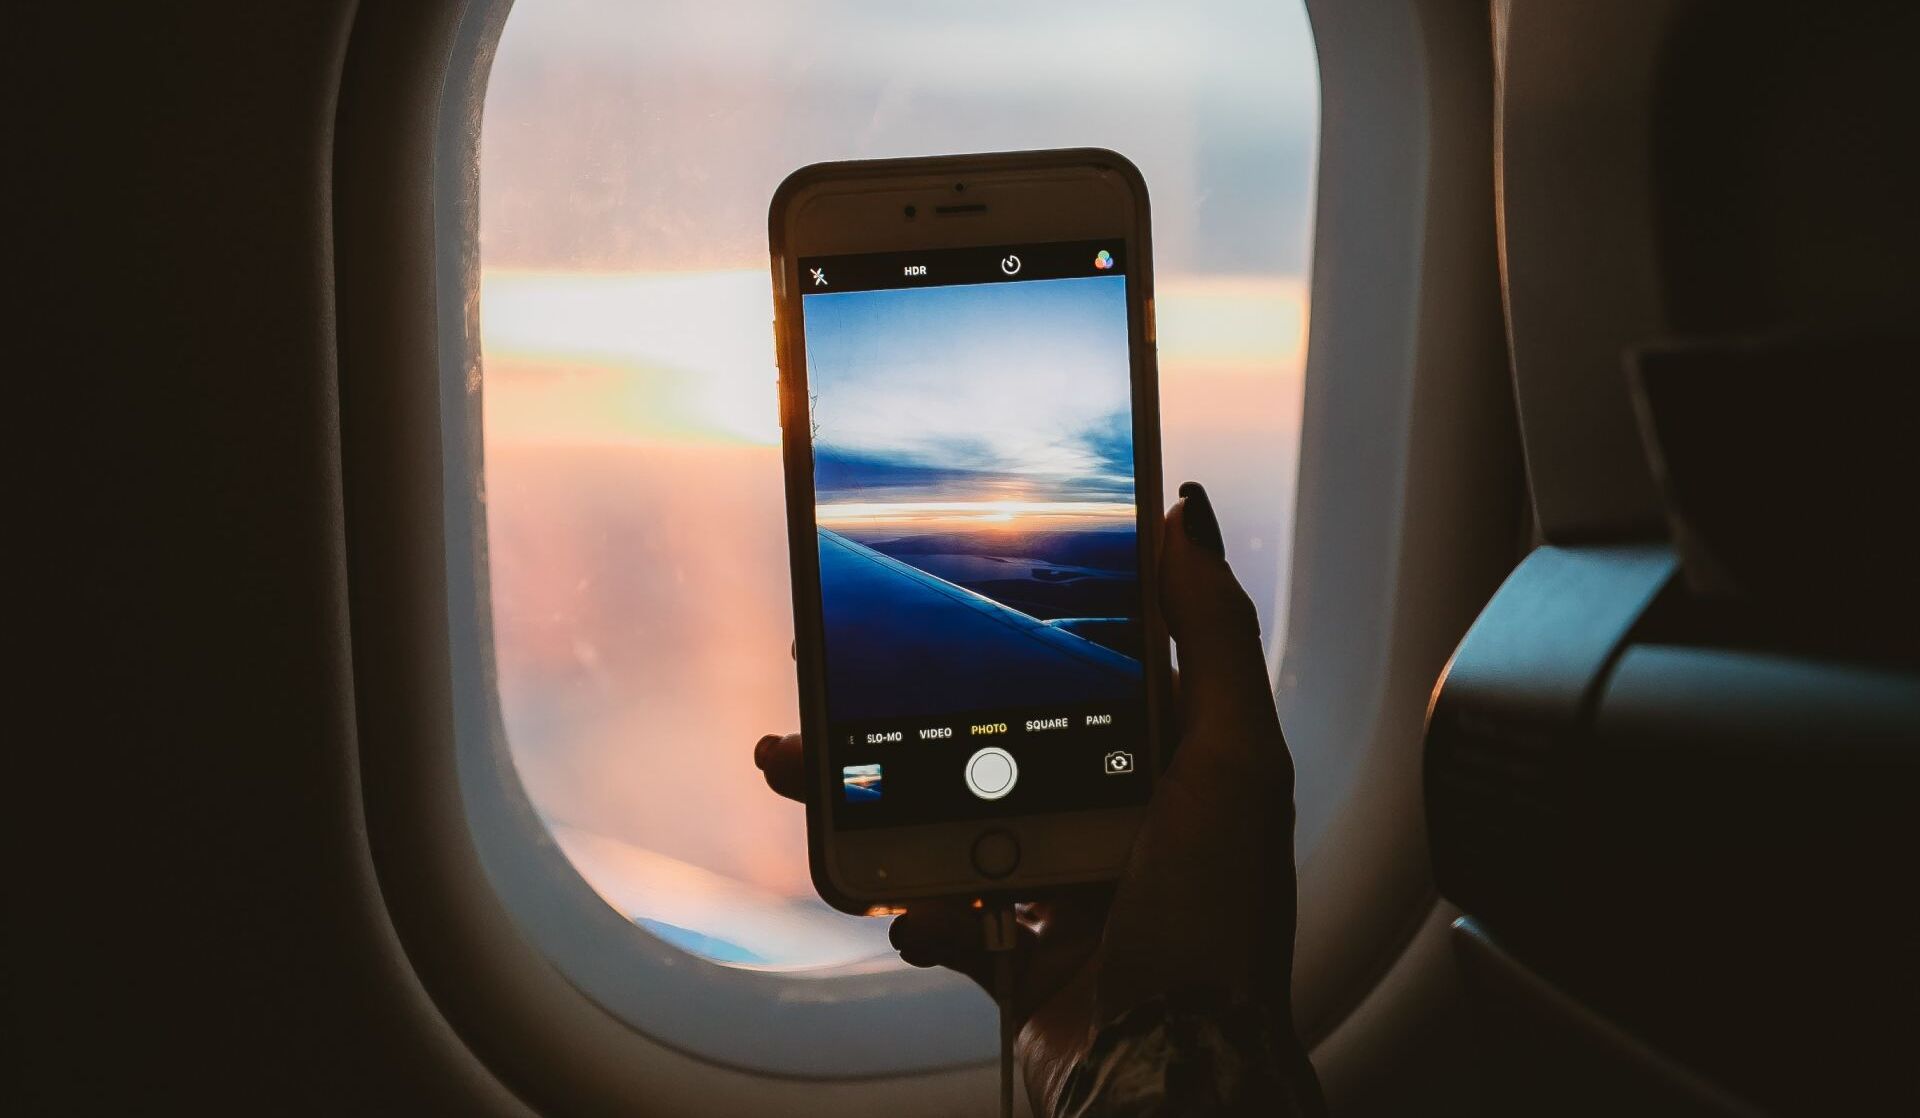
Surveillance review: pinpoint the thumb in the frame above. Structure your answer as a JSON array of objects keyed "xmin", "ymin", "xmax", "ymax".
[{"xmin": 1160, "ymin": 482, "xmax": 1283, "ymax": 759}]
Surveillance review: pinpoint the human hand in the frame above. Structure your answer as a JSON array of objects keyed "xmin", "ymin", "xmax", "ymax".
[{"xmin": 754, "ymin": 482, "xmax": 1307, "ymax": 1113}]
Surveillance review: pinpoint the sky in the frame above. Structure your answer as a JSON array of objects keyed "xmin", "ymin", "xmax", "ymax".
[
  {"xmin": 480, "ymin": 0, "xmax": 1319, "ymax": 276},
  {"xmin": 805, "ymin": 276, "xmax": 1133, "ymax": 514},
  {"xmin": 474, "ymin": 0, "xmax": 1320, "ymax": 969}
]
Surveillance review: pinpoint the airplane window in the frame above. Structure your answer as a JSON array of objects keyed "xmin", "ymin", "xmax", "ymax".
[{"xmin": 479, "ymin": 0, "xmax": 1318, "ymax": 970}]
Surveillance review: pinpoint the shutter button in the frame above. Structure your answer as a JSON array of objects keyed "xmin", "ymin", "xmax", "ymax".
[{"xmin": 964, "ymin": 746, "xmax": 1018, "ymax": 800}]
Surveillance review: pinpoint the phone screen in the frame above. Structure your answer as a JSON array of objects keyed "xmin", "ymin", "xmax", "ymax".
[{"xmin": 797, "ymin": 239, "xmax": 1153, "ymax": 831}]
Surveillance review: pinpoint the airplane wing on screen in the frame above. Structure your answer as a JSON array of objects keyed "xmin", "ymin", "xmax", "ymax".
[{"xmin": 815, "ymin": 528, "xmax": 1141, "ymax": 722}]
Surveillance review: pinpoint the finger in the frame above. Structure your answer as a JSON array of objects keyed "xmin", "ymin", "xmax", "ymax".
[
  {"xmin": 1160, "ymin": 484, "xmax": 1288, "ymax": 777},
  {"xmin": 889, "ymin": 901, "xmax": 998, "ymax": 990},
  {"xmin": 1017, "ymin": 885, "xmax": 1112, "ymax": 939},
  {"xmin": 752, "ymin": 732, "xmax": 807, "ymax": 803},
  {"xmin": 1013, "ymin": 891, "xmax": 1107, "ymax": 1003},
  {"xmin": 890, "ymin": 900, "xmax": 1087, "ymax": 1024}
]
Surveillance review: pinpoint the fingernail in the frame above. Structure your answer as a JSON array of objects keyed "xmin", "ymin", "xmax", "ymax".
[
  {"xmin": 754, "ymin": 734, "xmax": 781, "ymax": 770},
  {"xmin": 1178, "ymin": 481, "xmax": 1226, "ymax": 558}
]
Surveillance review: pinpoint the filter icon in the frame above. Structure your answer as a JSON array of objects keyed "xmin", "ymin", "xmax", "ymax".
[{"xmin": 1093, "ymin": 249, "xmax": 1114, "ymax": 271}]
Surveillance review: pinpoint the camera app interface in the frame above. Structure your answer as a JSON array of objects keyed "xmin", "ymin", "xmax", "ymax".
[{"xmin": 799, "ymin": 240, "xmax": 1151, "ymax": 831}]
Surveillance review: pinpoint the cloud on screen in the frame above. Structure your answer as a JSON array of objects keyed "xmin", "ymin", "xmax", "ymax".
[{"xmin": 804, "ymin": 275, "xmax": 1133, "ymax": 507}]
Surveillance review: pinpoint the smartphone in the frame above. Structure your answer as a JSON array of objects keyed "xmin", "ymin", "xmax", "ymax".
[{"xmin": 769, "ymin": 149, "xmax": 1170, "ymax": 913}]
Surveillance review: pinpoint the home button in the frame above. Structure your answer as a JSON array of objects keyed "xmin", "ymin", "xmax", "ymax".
[{"xmin": 970, "ymin": 829, "xmax": 1021, "ymax": 880}]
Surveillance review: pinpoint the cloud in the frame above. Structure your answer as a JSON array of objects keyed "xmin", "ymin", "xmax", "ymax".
[
  {"xmin": 804, "ymin": 275, "xmax": 1135, "ymax": 506},
  {"xmin": 813, "ymin": 446, "xmax": 1003, "ymax": 501},
  {"xmin": 1065, "ymin": 408, "xmax": 1136, "ymax": 501}
]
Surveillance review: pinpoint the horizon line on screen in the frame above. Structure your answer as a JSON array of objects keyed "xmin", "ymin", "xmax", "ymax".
[{"xmin": 816, "ymin": 499, "xmax": 1135, "ymax": 526}]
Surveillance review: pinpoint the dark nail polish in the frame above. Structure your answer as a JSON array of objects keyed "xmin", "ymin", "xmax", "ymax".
[{"xmin": 1179, "ymin": 481, "xmax": 1226, "ymax": 558}]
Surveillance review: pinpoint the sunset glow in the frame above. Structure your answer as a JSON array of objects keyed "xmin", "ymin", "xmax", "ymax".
[
  {"xmin": 481, "ymin": 269, "xmax": 1307, "ymax": 450},
  {"xmin": 816, "ymin": 500, "xmax": 1136, "ymax": 528}
]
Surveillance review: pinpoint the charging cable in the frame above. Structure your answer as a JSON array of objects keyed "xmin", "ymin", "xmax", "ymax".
[{"xmin": 982, "ymin": 903, "xmax": 1019, "ymax": 1118}]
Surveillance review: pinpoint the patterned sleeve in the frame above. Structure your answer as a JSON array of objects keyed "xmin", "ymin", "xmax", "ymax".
[{"xmin": 1052, "ymin": 988, "xmax": 1326, "ymax": 1118}]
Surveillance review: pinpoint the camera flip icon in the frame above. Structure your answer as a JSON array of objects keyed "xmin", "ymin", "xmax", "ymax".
[{"xmin": 1103, "ymin": 750, "xmax": 1135, "ymax": 775}]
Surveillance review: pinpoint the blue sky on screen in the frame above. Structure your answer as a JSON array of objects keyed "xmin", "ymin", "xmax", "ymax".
[{"xmin": 803, "ymin": 275, "xmax": 1133, "ymax": 508}]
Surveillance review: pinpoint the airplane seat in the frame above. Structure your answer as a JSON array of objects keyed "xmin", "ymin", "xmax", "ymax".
[{"xmin": 1430, "ymin": 1, "xmax": 1920, "ymax": 1113}]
